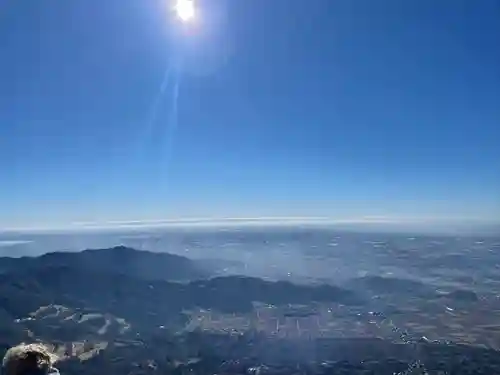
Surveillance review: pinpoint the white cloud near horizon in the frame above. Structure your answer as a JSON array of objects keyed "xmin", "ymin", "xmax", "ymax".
[{"xmin": 1, "ymin": 215, "xmax": 498, "ymax": 233}]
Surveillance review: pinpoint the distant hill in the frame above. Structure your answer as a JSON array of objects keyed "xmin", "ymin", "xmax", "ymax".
[
  {"xmin": 346, "ymin": 275, "xmax": 482, "ymax": 305},
  {"xmin": 0, "ymin": 246, "xmax": 209, "ymax": 282},
  {"xmin": 346, "ymin": 275, "xmax": 435, "ymax": 297}
]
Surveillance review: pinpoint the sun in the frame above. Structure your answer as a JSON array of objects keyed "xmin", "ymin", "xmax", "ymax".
[{"xmin": 174, "ymin": 0, "xmax": 195, "ymax": 22}]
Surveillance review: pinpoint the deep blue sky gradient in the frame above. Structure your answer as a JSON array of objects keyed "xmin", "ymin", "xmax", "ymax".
[{"xmin": 1, "ymin": 0, "xmax": 499, "ymax": 228}]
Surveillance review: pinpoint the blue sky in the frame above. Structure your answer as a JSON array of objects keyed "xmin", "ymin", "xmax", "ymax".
[{"xmin": 1, "ymin": 0, "xmax": 499, "ymax": 229}]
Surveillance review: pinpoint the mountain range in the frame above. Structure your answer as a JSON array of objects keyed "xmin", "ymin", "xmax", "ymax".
[
  {"xmin": 0, "ymin": 246, "xmax": 480, "ymax": 326},
  {"xmin": 0, "ymin": 245, "xmax": 493, "ymax": 374},
  {"xmin": 0, "ymin": 247, "xmax": 362, "ymax": 335}
]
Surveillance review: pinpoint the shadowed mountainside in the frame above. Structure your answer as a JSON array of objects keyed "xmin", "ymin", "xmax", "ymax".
[
  {"xmin": 0, "ymin": 246, "xmax": 209, "ymax": 282},
  {"xmin": 0, "ymin": 265, "xmax": 362, "ymax": 329}
]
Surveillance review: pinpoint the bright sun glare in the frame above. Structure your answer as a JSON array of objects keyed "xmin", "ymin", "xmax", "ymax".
[{"xmin": 174, "ymin": 0, "xmax": 195, "ymax": 22}]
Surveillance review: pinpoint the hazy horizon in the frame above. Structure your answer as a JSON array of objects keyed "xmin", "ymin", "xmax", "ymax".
[{"xmin": 1, "ymin": 216, "xmax": 498, "ymax": 236}]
